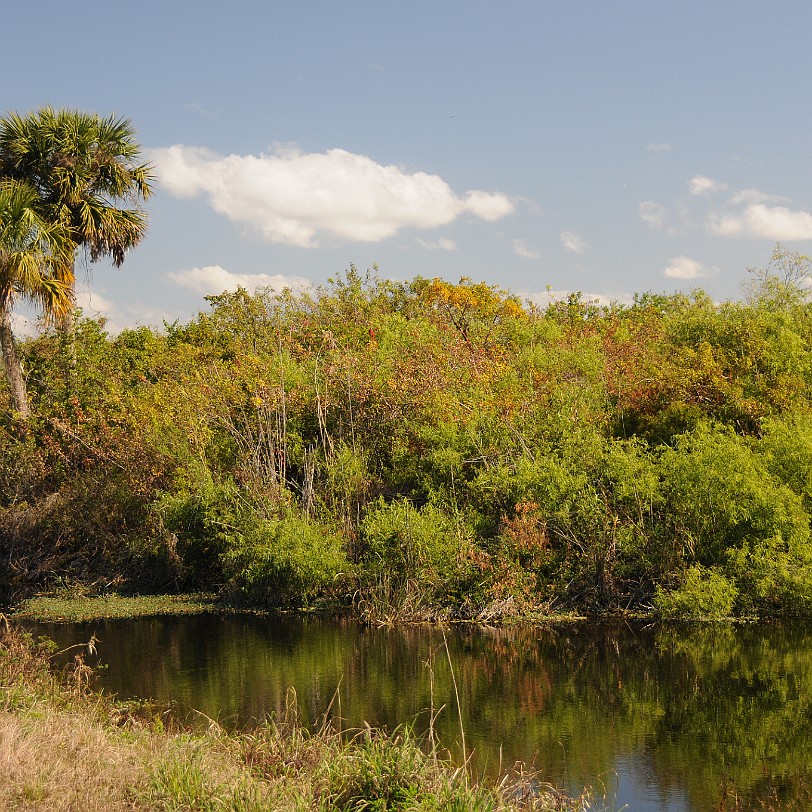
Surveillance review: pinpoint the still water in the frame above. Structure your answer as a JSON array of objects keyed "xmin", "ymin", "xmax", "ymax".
[{"xmin": 24, "ymin": 615, "xmax": 812, "ymax": 811}]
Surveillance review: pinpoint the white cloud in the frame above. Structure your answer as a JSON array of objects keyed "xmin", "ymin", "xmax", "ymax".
[
  {"xmin": 699, "ymin": 184, "xmax": 812, "ymax": 239},
  {"xmin": 728, "ymin": 188, "xmax": 786, "ymax": 206},
  {"xmin": 560, "ymin": 230, "xmax": 587, "ymax": 254},
  {"xmin": 638, "ymin": 201, "xmax": 669, "ymax": 231},
  {"xmin": 640, "ymin": 178, "xmax": 812, "ymax": 244},
  {"xmin": 184, "ymin": 102, "xmax": 218, "ymax": 118},
  {"xmin": 152, "ymin": 144, "xmax": 515, "ymax": 247},
  {"xmin": 707, "ymin": 213, "xmax": 746, "ymax": 237},
  {"xmin": 646, "ymin": 143, "xmax": 672, "ymax": 152},
  {"xmin": 689, "ymin": 176, "xmax": 728, "ymax": 196},
  {"xmin": 416, "ymin": 237, "xmax": 456, "ymax": 251},
  {"xmin": 662, "ymin": 255, "xmax": 713, "ymax": 279},
  {"xmin": 76, "ymin": 288, "xmax": 120, "ymax": 319},
  {"xmin": 10, "ymin": 290, "xmax": 118, "ymax": 335},
  {"xmin": 15, "ymin": 279, "xmax": 247, "ymax": 336},
  {"xmin": 462, "ymin": 190, "xmax": 514, "ymax": 221},
  {"xmin": 513, "ymin": 239, "xmax": 541, "ymax": 259},
  {"xmin": 75, "ymin": 288, "xmax": 185, "ymax": 333},
  {"xmin": 168, "ymin": 265, "xmax": 313, "ymax": 295},
  {"xmin": 707, "ymin": 204, "xmax": 812, "ymax": 240}
]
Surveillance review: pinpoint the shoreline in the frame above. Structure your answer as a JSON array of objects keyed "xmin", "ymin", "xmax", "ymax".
[{"xmin": 11, "ymin": 590, "xmax": 754, "ymax": 625}]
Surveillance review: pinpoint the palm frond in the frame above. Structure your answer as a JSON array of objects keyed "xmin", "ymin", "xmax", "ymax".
[
  {"xmin": 0, "ymin": 178, "xmax": 74, "ymax": 322},
  {"xmin": 0, "ymin": 106, "xmax": 154, "ymax": 268}
]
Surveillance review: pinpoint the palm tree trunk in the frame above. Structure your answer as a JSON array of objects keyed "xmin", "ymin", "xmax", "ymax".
[
  {"xmin": 0, "ymin": 304, "xmax": 30, "ymax": 420},
  {"xmin": 60, "ymin": 275, "xmax": 78, "ymax": 373}
]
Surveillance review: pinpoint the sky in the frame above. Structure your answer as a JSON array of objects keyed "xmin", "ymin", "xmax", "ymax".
[{"xmin": 4, "ymin": 1, "xmax": 812, "ymax": 332}]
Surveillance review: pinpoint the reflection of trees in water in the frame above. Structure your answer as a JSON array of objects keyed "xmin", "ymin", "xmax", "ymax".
[
  {"xmin": 29, "ymin": 617, "xmax": 812, "ymax": 810},
  {"xmin": 649, "ymin": 623, "xmax": 812, "ymax": 809}
]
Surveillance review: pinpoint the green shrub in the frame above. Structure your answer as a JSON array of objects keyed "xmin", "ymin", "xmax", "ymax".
[
  {"xmin": 758, "ymin": 414, "xmax": 812, "ymax": 513},
  {"xmin": 658, "ymin": 424, "xmax": 811, "ymax": 567},
  {"xmin": 157, "ymin": 477, "xmax": 244, "ymax": 587},
  {"xmin": 655, "ymin": 565, "xmax": 738, "ymax": 619},
  {"xmin": 361, "ymin": 498, "xmax": 468, "ymax": 586},
  {"xmin": 226, "ymin": 516, "xmax": 349, "ymax": 608},
  {"xmin": 727, "ymin": 534, "xmax": 812, "ymax": 615}
]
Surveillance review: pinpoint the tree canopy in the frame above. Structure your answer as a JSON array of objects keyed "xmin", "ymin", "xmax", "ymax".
[{"xmin": 0, "ymin": 107, "xmax": 154, "ymax": 307}]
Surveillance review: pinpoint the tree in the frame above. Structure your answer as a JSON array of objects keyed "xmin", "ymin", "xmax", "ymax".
[
  {"xmin": 0, "ymin": 107, "xmax": 154, "ymax": 324},
  {"xmin": 0, "ymin": 179, "xmax": 73, "ymax": 418},
  {"xmin": 745, "ymin": 243, "xmax": 812, "ymax": 310}
]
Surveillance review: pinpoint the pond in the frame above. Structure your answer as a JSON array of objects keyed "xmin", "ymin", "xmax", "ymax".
[{"xmin": 23, "ymin": 615, "xmax": 812, "ymax": 811}]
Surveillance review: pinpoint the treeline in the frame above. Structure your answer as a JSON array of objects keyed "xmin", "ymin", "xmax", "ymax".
[{"xmin": 4, "ymin": 253, "xmax": 812, "ymax": 619}]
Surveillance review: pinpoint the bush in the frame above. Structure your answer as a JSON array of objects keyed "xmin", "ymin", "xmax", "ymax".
[
  {"xmin": 655, "ymin": 565, "xmax": 738, "ymax": 619},
  {"xmin": 727, "ymin": 534, "xmax": 812, "ymax": 616},
  {"xmin": 157, "ymin": 478, "xmax": 244, "ymax": 588},
  {"xmin": 361, "ymin": 498, "xmax": 469, "ymax": 587},
  {"xmin": 758, "ymin": 414, "xmax": 812, "ymax": 513},
  {"xmin": 226, "ymin": 516, "xmax": 349, "ymax": 608},
  {"xmin": 658, "ymin": 424, "xmax": 811, "ymax": 568}
]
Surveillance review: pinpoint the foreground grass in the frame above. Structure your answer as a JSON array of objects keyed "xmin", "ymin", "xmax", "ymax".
[{"xmin": 0, "ymin": 622, "xmax": 590, "ymax": 812}]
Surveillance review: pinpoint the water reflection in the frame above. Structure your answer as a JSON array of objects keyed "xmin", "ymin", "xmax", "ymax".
[{"xmin": 24, "ymin": 616, "xmax": 812, "ymax": 811}]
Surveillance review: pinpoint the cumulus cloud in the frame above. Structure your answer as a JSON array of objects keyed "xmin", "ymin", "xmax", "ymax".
[
  {"xmin": 707, "ymin": 203, "xmax": 812, "ymax": 240},
  {"xmin": 513, "ymin": 239, "xmax": 541, "ymax": 259},
  {"xmin": 151, "ymin": 144, "xmax": 515, "ymax": 247},
  {"xmin": 689, "ymin": 176, "xmax": 728, "ymax": 196},
  {"xmin": 462, "ymin": 190, "xmax": 514, "ymax": 221},
  {"xmin": 698, "ymin": 183, "xmax": 812, "ymax": 239},
  {"xmin": 168, "ymin": 265, "xmax": 313, "ymax": 295},
  {"xmin": 638, "ymin": 201, "xmax": 669, "ymax": 231},
  {"xmin": 662, "ymin": 255, "xmax": 713, "ymax": 279},
  {"xmin": 640, "ymin": 176, "xmax": 812, "ymax": 243},
  {"xmin": 560, "ymin": 230, "xmax": 587, "ymax": 254},
  {"xmin": 416, "ymin": 237, "xmax": 457, "ymax": 251},
  {"xmin": 728, "ymin": 188, "xmax": 786, "ymax": 206}
]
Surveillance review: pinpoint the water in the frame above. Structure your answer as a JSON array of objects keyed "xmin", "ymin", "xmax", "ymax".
[{"xmin": 23, "ymin": 615, "xmax": 812, "ymax": 810}]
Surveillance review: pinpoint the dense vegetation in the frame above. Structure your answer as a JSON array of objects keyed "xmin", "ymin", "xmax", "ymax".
[{"xmin": 4, "ymin": 249, "xmax": 812, "ymax": 619}]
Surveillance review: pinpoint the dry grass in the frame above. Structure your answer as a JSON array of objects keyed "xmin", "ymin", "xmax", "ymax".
[
  {"xmin": 0, "ymin": 707, "xmax": 144, "ymax": 811},
  {"xmin": 0, "ymin": 697, "xmax": 271, "ymax": 812}
]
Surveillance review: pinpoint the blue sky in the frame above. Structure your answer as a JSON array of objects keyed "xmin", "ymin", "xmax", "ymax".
[{"xmin": 5, "ymin": 1, "xmax": 812, "ymax": 331}]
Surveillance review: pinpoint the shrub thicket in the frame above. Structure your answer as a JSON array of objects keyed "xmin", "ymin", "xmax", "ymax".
[{"xmin": 4, "ymin": 256, "xmax": 812, "ymax": 618}]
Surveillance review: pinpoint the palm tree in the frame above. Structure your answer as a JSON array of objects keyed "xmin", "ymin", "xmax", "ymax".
[
  {"xmin": 0, "ymin": 107, "xmax": 154, "ymax": 325},
  {"xmin": 0, "ymin": 179, "xmax": 73, "ymax": 419}
]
